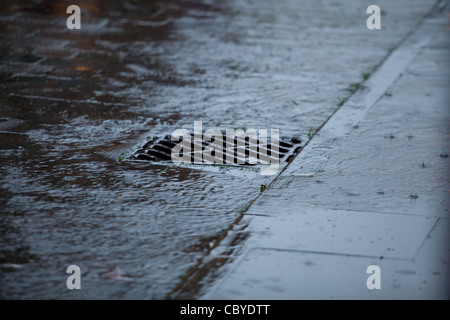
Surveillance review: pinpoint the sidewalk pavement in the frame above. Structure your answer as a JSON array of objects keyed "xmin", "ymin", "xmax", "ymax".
[{"xmin": 202, "ymin": 2, "xmax": 450, "ymax": 299}]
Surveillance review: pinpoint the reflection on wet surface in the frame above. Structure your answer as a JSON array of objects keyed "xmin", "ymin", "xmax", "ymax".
[{"xmin": 0, "ymin": 0, "xmax": 434, "ymax": 298}]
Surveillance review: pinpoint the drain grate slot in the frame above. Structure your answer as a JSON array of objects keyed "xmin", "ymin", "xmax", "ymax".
[{"xmin": 131, "ymin": 133, "xmax": 301, "ymax": 166}]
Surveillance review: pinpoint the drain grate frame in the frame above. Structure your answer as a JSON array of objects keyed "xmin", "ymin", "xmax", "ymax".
[{"xmin": 130, "ymin": 133, "xmax": 302, "ymax": 167}]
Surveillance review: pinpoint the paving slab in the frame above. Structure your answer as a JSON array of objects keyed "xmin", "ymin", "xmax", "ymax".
[
  {"xmin": 205, "ymin": 222, "xmax": 449, "ymax": 299},
  {"xmin": 243, "ymin": 207, "xmax": 437, "ymax": 260}
]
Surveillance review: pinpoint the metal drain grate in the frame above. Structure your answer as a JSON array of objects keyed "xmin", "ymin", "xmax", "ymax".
[{"xmin": 131, "ymin": 133, "xmax": 302, "ymax": 166}]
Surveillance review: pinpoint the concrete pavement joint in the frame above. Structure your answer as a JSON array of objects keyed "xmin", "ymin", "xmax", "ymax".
[{"xmin": 245, "ymin": 247, "xmax": 412, "ymax": 262}]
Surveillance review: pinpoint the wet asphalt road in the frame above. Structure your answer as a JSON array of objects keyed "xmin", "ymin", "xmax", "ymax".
[{"xmin": 0, "ymin": 0, "xmax": 439, "ymax": 298}]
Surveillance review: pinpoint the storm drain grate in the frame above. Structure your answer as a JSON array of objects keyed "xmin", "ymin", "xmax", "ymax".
[{"xmin": 130, "ymin": 133, "xmax": 302, "ymax": 166}]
